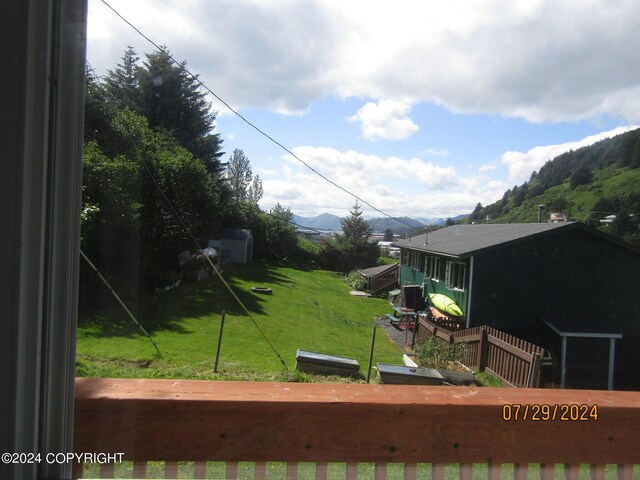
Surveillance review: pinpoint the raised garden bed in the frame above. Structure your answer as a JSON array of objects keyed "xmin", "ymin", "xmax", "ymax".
[
  {"xmin": 377, "ymin": 363, "xmax": 443, "ymax": 385},
  {"xmin": 296, "ymin": 349, "xmax": 360, "ymax": 377}
]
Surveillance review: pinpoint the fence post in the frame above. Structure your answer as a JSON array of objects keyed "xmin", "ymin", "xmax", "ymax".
[
  {"xmin": 528, "ymin": 352, "xmax": 542, "ymax": 388},
  {"xmin": 478, "ymin": 326, "xmax": 488, "ymax": 372},
  {"xmin": 414, "ymin": 316, "xmax": 421, "ymax": 345},
  {"xmin": 214, "ymin": 310, "xmax": 226, "ymax": 373}
]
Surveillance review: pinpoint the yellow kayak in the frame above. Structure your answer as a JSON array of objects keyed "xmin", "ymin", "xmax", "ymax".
[{"xmin": 428, "ymin": 293, "xmax": 463, "ymax": 317}]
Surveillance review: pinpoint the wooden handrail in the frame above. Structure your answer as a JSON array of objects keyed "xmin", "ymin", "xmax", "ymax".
[{"xmin": 74, "ymin": 377, "xmax": 640, "ymax": 465}]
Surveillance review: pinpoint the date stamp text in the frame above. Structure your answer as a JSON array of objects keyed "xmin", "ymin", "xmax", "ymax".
[{"xmin": 502, "ymin": 403, "xmax": 599, "ymax": 421}]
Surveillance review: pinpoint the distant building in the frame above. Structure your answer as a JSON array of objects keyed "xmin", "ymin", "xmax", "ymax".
[
  {"xmin": 377, "ymin": 241, "xmax": 400, "ymax": 258},
  {"xmin": 549, "ymin": 212, "xmax": 569, "ymax": 222}
]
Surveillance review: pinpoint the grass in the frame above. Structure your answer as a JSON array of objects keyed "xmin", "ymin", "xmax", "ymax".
[
  {"xmin": 474, "ymin": 371, "xmax": 504, "ymax": 387},
  {"xmin": 76, "ymin": 262, "xmax": 403, "ymax": 381},
  {"xmin": 80, "ymin": 460, "xmax": 632, "ymax": 479}
]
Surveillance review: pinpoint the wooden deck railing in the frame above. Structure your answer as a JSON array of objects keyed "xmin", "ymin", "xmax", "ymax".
[{"xmin": 73, "ymin": 377, "xmax": 640, "ymax": 479}]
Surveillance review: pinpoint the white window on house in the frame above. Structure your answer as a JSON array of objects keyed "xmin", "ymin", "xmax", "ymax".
[
  {"xmin": 445, "ymin": 261, "xmax": 466, "ymax": 291},
  {"xmin": 425, "ymin": 255, "xmax": 440, "ymax": 280},
  {"xmin": 409, "ymin": 251, "xmax": 424, "ymax": 271}
]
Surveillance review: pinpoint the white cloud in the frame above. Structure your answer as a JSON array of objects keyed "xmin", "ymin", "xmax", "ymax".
[
  {"xmin": 422, "ymin": 148, "xmax": 450, "ymax": 158},
  {"xmin": 284, "ymin": 146, "xmax": 457, "ymax": 190},
  {"xmin": 500, "ymin": 125, "xmax": 640, "ymax": 182},
  {"xmin": 259, "ymin": 146, "xmax": 507, "ymax": 218},
  {"xmin": 348, "ymin": 99, "xmax": 419, "ymax": 140},
  {"xmin": 89, "ymin": 0, "xmax": 640, "ymax": 123}
]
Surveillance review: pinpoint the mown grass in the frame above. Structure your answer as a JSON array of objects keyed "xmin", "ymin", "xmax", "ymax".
[
  {"xmin": 80, "ymin": 460, "xmax": 630, "ymax": 480},
  {"xmin": 76, "ymin": 262, "xmax": 403, "ymax": 381}
]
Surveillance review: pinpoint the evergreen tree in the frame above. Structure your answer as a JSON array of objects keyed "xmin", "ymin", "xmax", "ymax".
[
  {"xmin": 104, "ymin": 46, "xmax": 140, "ymax": 111},
  {"xmin": 383, "ymin": 228, "xmax": 394, "ymax": 241},
  {"xmin": 341, "ymin": 201, "xmax": 372, "ymax": 241},
  {"xmin": 320, "ymin": 201, "xmax": 379, "ymax": 272},
  {"xmin": 469, "ymin": 202, "xmax": 483, "ymax": 223},
  {"xmin": 569, "ymin": 167, "xmax": 592, "ymax": 189},
  {"xmin": 137, "ymin": 47, "xmax": 224, "ymax": 175},
  {"xmin": 270, "ymin": 203, "xmax": 293, "ymax": 223}
]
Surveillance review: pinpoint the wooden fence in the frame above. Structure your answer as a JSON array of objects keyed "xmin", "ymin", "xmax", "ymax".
[
  {"xmin": 415, "ymin": 318, "xmax": 544, "ymax": 388},
  {"xmin": 73, "ymin": 378, "xmax": 640, "ymax": 479}
]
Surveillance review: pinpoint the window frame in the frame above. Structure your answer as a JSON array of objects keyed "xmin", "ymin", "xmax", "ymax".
[
  {"xmin": 424, "ymin": 255, "xmax": 441, "ymax": 280},
  {"xmin": 445, "ymin": 260, "xmax": 466, "ymax": 291}
]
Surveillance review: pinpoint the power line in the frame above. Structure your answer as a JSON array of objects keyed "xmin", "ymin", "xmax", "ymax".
[
  {"xmin": 108, "ymin": 129, "xmax": 290, "ymax": 371},
  {"xmin": 80, "ymin": 249, "xmax": 161, "ymax": 356},
  {"xmin": 98, "ymin": 0, "xmax": 426, "ymax": 232}
]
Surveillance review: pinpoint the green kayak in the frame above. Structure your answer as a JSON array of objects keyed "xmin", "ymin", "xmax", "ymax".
[{"xmin": 428, "ymin": 293, "xmax": 463, "ymax": 317}]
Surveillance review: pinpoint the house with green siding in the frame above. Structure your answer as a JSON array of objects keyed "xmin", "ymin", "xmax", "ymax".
[{"xmin": 392, "ymin": 222, "xmax": 640, "ymax": 390}]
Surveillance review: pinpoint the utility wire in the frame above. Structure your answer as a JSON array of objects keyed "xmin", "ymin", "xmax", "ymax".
[
  {"xmin": 99, "ymin": 0, "xmax": 427, "ymax": 232},
  {"xmin": 118, "ymin": 129, "xmax": 290, "ymax": 371},
  {"xmin": 80, "ymin": 249, "xmax": 162, "ymax": 356}
]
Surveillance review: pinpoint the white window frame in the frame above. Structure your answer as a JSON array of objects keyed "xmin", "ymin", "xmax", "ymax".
[
  {"xmin": 424, "ymin": 255, "xmax": 440, "ymax": 280},
  {"xmin": 409, "ymin": 251, "xmax": 424, "ymax": 271},
  {"xmin": 445, "ymin": 260, "xmax": 466, "ymax": 291}
]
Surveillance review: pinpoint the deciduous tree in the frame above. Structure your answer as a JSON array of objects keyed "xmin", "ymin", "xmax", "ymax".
[{"xmin": 225, "ymin": 148, "xmax": 253, "ymax": 201}]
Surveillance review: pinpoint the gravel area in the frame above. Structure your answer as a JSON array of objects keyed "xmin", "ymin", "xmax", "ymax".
[{"xmin": 376, "ymin": 317, "xmax": 415, "ymax": 354}]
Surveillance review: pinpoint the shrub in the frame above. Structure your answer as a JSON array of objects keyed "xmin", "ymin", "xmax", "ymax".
[
  {"xmin": 345, "ymin": 270, "xmax": 367, "ymax": 291},
  {"xmin": 416, "ymin": 337, "xmax": 466, "ymax": 369}
]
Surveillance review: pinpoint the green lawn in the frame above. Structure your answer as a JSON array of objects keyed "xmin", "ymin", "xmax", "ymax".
[{"xmin": 76, "ymin": 262, "xmax": 403, "ymax": 381}]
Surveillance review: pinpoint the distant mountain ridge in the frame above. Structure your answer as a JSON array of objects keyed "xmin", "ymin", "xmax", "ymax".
[
  {"xmin": 292, "ymin": 213, "xmax": 465, "ymax": 234},
  {"xmin": 292, "ymin": 213, "xmax": 342, "ymax": 231}
]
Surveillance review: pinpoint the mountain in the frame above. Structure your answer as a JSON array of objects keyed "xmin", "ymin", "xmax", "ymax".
[
  {"xmin": 292, "ymin": 213, "xmax": 342, "ymax": 231},
  {"xmin": 369, "ymin": 216, "xmax": 424, "ymax": 235},
  {"xmin": 466, "ymin": 127, "xmax": 640, "ymax": 245},
  {"xmin": 291, "ymin": 213, "xmax": 468, "ymax": 235}
]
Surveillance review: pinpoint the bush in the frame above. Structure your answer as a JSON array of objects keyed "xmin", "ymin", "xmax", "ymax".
[
  {"xmin": 345, "ymin": 270, "xmax": 367, "ymax": 291},
  {"xmin": 416, "ymin": 337, "xmax": 466, "ymax": 369},
  {"xmin": 289, "ymin": 238, "xmax": 322, "ymax": 267}
]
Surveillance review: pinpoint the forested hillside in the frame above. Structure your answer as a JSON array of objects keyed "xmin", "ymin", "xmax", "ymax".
[{"xmin": 468, "ymin": 128, "xmax": 640, "ymax": 246}]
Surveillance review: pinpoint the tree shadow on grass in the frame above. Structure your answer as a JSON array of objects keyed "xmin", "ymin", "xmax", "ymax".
[{"xmin": 78, "ymin": 261, "xmax": 295, "ymax": 338}]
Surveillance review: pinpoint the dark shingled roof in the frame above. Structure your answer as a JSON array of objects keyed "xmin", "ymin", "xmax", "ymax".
[
  {"xmin": 391, "ymin": 222, "xmax": 577, "ymax": 258},
  {"xmin": 359, "ymin": 263, "xmax": 398, "ymax": 278}
]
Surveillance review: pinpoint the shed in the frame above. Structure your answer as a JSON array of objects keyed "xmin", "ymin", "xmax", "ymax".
[
  {"xmin": 220, "ymin": 229, "xmax": 253, "ymax": 264},
  {"xmin": 358, "ymin": 263, "xmax": 399, "ymax": 295},
  {"xmin": 392, "ymin": 222, "xmax": 640, "ymax": 390}
]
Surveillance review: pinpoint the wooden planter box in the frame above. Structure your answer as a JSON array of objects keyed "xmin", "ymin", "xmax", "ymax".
[
  {"xmin": 296, "ymin": 349, "xmax": 360, "ymax": 376},
  {"xmin": 377, "ymin": 363, "xmax": 444, "ymax": 385}
]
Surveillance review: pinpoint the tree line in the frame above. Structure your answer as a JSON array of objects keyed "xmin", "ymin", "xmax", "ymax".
[
  {"xmin": 81, "ymin": 47, "xmax": 380, "ymax": 308},
  {"xmin": 82, "ymin": 47, "xmax": 299, "ymax": 304}
]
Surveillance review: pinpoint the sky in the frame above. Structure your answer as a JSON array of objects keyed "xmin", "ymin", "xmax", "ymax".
[{"xmin": 87, "ymin": 0, "xmax": 640, "ymax": 220}]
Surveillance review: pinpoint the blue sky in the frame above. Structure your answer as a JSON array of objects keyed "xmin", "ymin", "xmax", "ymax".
[{"xmin": 87, "ymin": 0, "xmax": 640, "ymax": 219}]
